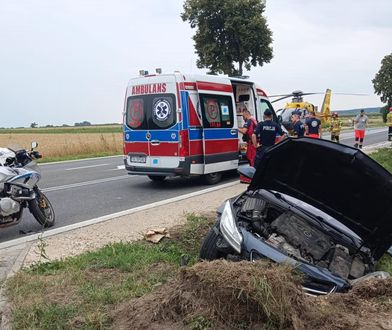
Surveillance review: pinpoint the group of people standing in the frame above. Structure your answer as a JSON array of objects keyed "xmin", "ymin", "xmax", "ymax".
[
  {"xmin": 239, "ymin": 106, "xmax": 380, "ymax": 177},
  {"xmin": 238, "ymin": 108, "xmax": 284, "ymax": 182},
  {"xmin": 240, "ymin": 107, "xmax": 326, "ymax": 171}
]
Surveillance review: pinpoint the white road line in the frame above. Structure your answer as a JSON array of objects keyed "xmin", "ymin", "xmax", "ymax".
[
  {"xmin": 0, "ymin": 181, "xmax": 239, "ymax": 250},
  {"xmin": 40, "ymin": 155, "xmax": 123, "ymax": 166},
  {"xmin": 42, "ymin": 175, "xmax": 131, "ymax": 192},
  {"xmin": 65, "ymin": 164, "xmax": 110, "ymax": 171},
  {"xmin": 106, "ymin": 165, "xmax": 126, "ymax": 171}
]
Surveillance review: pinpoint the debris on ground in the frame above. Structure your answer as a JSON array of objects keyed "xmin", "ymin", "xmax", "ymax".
[{"xmin": 144, "ymin": 228, "xmax": 170, "ymax": 243}]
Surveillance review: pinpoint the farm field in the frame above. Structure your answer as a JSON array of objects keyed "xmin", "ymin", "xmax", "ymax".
[{"xmin": 0, "ymin": 125, "xmax": 123, "ymax": 161}]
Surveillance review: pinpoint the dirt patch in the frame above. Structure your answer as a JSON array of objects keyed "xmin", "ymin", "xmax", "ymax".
[{"xmin": 111, "ymin": 261, "xmax": 392, "ymax": 330}]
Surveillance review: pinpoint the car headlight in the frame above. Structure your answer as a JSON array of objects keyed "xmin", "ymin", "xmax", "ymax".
[{"xmin": 219, "ymin": 201, "xmax": 243, "ymax": 253}]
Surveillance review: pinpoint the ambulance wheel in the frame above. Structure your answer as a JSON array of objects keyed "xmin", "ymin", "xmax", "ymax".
[
  {"xmin": 148, "ymin": 175, "xmax": 166, "ymax": 182},
  {"xmin": 203, "ymin": 172, "xmax": 222, "ymax": 185}
]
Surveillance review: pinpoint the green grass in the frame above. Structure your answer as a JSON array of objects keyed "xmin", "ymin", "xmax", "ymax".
[
  {"xmin": 0, "ymin": 125, "xmax": 122, "ymax": 134},
  {"xmin": 6, "ymin": 214, "xmax": 214, "ymax": 329},
  {"xmin": 377, "ymin": 254, "xmax": 392, "ymax": 275},
  {"xmin": 370, "ymin": 148, "xmax": 392, "ymax": 274},
  {"xmin": 370, "ymin": 148, "xmax": 392, "ymax": 174}
]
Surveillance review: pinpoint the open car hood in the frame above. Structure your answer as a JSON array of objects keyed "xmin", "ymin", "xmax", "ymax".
[{"xmin": 248, "ymin": 138, "xmax": 392, "ymax": 259}]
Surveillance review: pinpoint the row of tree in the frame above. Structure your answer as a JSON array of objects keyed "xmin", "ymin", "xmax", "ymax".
[{"xmin": 30, "ymin": 121, "xmax": 91, "ymax": 128}]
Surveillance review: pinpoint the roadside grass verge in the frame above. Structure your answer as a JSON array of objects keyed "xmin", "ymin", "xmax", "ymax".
[
  {"xmin": 371, "ymin": 147, "xmax": 392, "ymax": 173},
  {"xmin": 5, "ymin": 214, "xmax": 214, "ymax": 329},
  {"xmin": 370, "ymin": 148, "xmax": 392, "ymax": 275},
  {"xmin": 0, "ymin": 132, "xmax": 122, "ymax": 161}
]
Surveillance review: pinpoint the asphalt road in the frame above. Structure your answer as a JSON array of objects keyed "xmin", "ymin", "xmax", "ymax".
[{"xmin": 0, "ymin": 128, "xmax": 388, "ymax": 244}]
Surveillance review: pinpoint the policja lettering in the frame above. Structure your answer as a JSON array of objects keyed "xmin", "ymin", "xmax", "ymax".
[{"xmin": 262, "ymin": 126, "xmax": 276, "ymax": 131}]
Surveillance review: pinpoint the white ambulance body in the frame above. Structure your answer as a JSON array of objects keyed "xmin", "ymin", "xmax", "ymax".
[{"xmin": 123, "ymin": 72, "xmax": 277, "ymax": 184}]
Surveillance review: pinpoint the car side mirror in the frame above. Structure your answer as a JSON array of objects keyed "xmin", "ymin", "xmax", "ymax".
[
  {"xmin": 31, "ymin": 141, "xmax": 38, "ymax": 149},
  {"xmin": 238, "ymin": 165, "xmax": 256, "ymax": 179}
]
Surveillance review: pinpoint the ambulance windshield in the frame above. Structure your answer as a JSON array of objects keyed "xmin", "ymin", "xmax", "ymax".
[{"xmin": 126, "ymin": 94, "xmax": 176, "ymax": 130}]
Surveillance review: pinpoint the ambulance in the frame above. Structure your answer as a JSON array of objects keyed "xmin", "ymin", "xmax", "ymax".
[{"xmin": 123, "ymin": 71, "xmax": 278, "ymax": 184}]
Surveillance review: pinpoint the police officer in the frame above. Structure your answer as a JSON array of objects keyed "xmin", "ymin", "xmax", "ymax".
[
  {"xmin": 252, "ymin": 109, "xmax": 285, "ymax": 168},
  {"xmin": 291, "ymin": 113, "xmax": 305, "ymax": 137},
  {"xmin": 387, "ymin": 107, "xmax": 392, "ymax": 141}
]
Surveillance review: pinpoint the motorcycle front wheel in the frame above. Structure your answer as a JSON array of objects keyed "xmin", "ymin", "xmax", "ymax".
[{"xmin": 29, "ymin": 188, "xmax": 55, "ymax": 227}]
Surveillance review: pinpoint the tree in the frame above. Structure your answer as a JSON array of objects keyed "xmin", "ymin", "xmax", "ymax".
[
  {"xmin": 30, "ymin": 122, "xmax": 38, "ymax": 128},
  {"xmin": 74, "ymin": 121, "xmax": 91, "ymax": 127},
  {"xmin": 181, "ymin": 0, "xmax": 273, "ymax": 76},
  {"xmin": 372, "ymin": 53, "xmax": 392, "ymax": 122}
]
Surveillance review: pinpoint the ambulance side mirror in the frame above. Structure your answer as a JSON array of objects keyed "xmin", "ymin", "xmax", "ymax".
[{"xmin": 238, "ymin": 165, "xmax": 255, "ymax": 180}]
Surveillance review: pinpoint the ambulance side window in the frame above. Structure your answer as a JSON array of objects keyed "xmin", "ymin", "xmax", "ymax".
[{"xmin": 199, "ymin": 94, "xmax": 234, "ymax": 128}]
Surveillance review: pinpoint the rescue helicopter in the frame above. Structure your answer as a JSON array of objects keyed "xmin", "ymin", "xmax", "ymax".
[{"xmin": 270, "ymin": 89, "xmax": 332, "ymax": 132}]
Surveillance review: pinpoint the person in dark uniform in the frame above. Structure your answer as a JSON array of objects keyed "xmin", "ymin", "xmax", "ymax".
[
  {"xmin": 252, "ymin": 109, "xmax": 285, "ymax": 168},
  {"xmin": 291, "ymin": 113, "xmax": 305, "ymax": 137},
  {"xmin": 305, "ymin": 111, "xmax": 322, "ymax": 138}
]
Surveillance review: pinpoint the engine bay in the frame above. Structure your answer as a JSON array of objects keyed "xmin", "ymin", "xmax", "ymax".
[{"xmin": 234, "ymin": 193, "xmax": 373, "ymax": 280}]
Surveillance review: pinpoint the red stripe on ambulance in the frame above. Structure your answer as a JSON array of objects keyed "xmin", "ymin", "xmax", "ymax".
[
  {"xmin": 196, "ymin": 81, "xmax": 233, "ymax": 93},
  {"xmin": 124, "ymin": 142, "xmax": 148, "ymax": 155},
  {"xmin": 150, "ymin": 142, "xmax": 179, "ymax": 157},
  {"xmin": 204, "ymin": 139, "xmax": 238, "ymax": 155}
]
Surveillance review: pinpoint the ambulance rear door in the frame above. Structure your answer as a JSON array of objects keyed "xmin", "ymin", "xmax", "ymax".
[{"xmin": 124, "ymin": 74, "xmax": 181, "ymax": 172}]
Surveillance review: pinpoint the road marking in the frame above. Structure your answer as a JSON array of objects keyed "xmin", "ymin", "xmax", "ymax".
[
  {"xmin": 0, "ymin": 181, "xmax": 239, "ymax": 250},
  {"xmin": 105, "ymin": 165, "xmax": 126, "ymax": 171},
  {"xmin": 65, "ymin": 164, "xmax": 110, "ymax": 171},
  {"xmin": 42, "ymin": 175, "xmax": 131, "ymax": 192},
  {"xmin": 40, "ymin": 155, "xmax": 123, "ymax": 166}
]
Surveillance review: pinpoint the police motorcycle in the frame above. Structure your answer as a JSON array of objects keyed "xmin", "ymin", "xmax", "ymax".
[{"xmin": 0, "ymin": 142, "xmax": 55, "ymax": 229}]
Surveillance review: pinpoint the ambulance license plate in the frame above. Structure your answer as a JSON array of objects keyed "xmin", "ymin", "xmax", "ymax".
[{"xmin": 130, "ymin": 155, "xmax": 146, "ymax": 163}]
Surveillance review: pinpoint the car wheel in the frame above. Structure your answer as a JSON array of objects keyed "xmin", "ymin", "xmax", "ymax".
[
  {"xmin": 148, "ymin": 175, "xmax": 166, "ymax": 182},
  {"xmin": 202, "ymin": 172, "xmax": 222, "ymax": 185},
  {"xmin": 200, "ymin": 225, "xmax": 225, "ymax": 260}
]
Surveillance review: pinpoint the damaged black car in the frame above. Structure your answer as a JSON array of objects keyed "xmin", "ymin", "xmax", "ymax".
[{"xmin": 200, "ymin": 138, "xmax": 392, "ymax": 295}]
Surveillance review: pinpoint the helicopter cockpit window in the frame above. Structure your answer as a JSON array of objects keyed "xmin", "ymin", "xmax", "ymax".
[{"xmin": 258, "ymin": 99, "xmax": 276, "ymax": 122}]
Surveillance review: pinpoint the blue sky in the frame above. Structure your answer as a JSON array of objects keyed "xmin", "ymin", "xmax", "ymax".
[{"xmin": 0, "ymin": 0, "xmax": 391, "ymax": 127}]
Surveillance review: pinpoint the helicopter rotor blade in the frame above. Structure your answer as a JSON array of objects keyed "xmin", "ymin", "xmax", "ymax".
[
  {"xmin": 329, "ymin": 92, "xmax": 368, "ymax": 96},
  {"xmin": 271, "ymin": 95, "xmax": 293, "ymax": 103}
]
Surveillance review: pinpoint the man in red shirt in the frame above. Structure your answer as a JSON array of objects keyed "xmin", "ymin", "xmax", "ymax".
[{"xmin": 238, "ymin": 108, "xmax": 257, "ymax": 166}]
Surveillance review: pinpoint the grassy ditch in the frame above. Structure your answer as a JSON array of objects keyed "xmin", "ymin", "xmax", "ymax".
[{"xmin": 5, "ymin": 214, "xmax": 215, "ymax": 329}]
